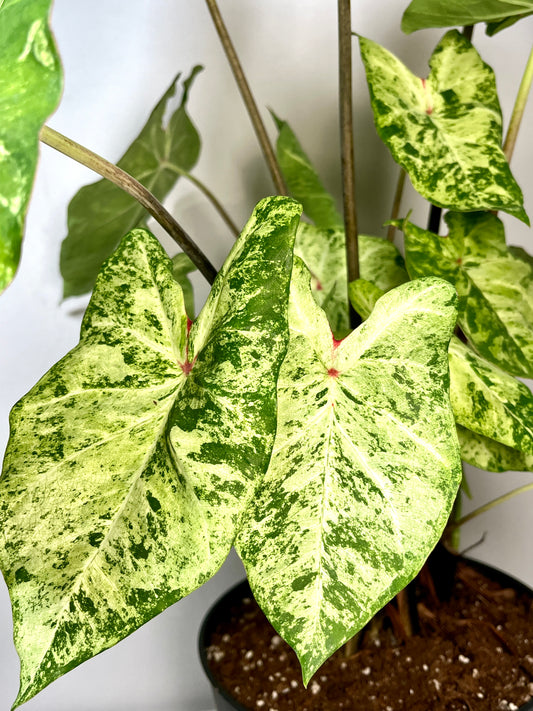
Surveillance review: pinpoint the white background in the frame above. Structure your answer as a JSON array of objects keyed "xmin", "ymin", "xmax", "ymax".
[{"xmin": 0, "ymin": 2, "xmax": 532, "ymax": 709}]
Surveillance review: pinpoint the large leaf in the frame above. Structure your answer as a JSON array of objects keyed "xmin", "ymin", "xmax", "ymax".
[
  {"xmin": 457, "ymin": 425, "xmax": 533, "ymax": 473},
  {"xmin": 359, "ymin": 31, "xmax": 528, "ymax": 223},
  {"xmin": 296, "ymin": 223, "xmax": 408, "ymax": 339},
  {"xmin": 0, "ymin": 196, "xmax": 301, "ymax": 707},
  {"xmin": 449, "ymin": 336, "xmax": 533, "ymax": 455},
  {"xmin": 0, "ymin": 0, "xmax": 62, "ymax": 291},
  {"xmin": 402, "ymin": 0, "xmax": 533, "ymax": 34},
  {"xmin": 272, "ymin": 113, "xmax": 343, "ymax": 230},
  {"xmin": 60, "ymin": 67, "xmax": 203, "ymax": 297},
  {"xmin": 401, "ymin": 212, "xmax": 533, "ymax": 378},
  {"xmin": 237, "ymin": 264, "xmax": 461, "ymax": 683}
]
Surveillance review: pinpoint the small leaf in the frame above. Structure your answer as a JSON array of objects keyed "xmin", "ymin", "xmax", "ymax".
[
  {"xmin": 401, "ymin": 0, "xmax": 533, "ymax": 34},
  {"xmin": 272, "ymin": 113, "xmax": 343, "ymax": 230},
  {"xmin": 237, "ymin": 264, "xmax": 461, "ymax": 684},
  {"xmin": 0, "ymin": 0, "xmax": 62, "ymax": 291},
  {"xmin": 171, "ymin": 252, "xmax": 196, "ymax": 318},
  {"xmin": 359, "ymin": 32, "xmax": 528, "ymax": 223},
  {"xmin": 348, "ymin": 278, "xmax": 384, "ymax": 320},
  {"xmin": 457, "ymin": 425, "xmax": 533, "ymax": 473},
  {"xmin": 449, "ymin": 336, "xmax": 533, "ymax": 455},
  {"xmin": 60, "ymin": 66, "xmax": 203, "ymax": 297},
  {"xmin": 296, "ymin": 224, "xmax": 408, "ymax": 339},
  {"xmin": 401, "ymin": 212, "xmax": 533, "ymax": 378},
  {"xmin": 0, "ymin": 196, "xmax": 301, "ymax": 707}
]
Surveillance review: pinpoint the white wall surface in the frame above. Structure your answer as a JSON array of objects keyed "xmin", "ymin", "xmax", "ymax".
[{"xmin": 0, "ymin": 2, "xmax": 531, "ymax": 709}]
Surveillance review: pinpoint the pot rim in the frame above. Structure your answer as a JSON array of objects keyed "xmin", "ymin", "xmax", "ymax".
[{"xmin": 198, "ymin": 559, "xmax": 533, "ymax": 711}]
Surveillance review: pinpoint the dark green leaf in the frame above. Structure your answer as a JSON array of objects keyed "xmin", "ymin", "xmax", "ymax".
[
  {"xmin": 359, "ymin": 32, "xmax": 528, "ymax": 223},
  {"xmin": 401, "ymin": 212, "xmax": 533, "ymax": 378},
  {"xmin": 0, "ymin": 196, "xmax": 301, "ymax": 707},
  {"xmin": 401, "ymin": 0, "xmax": 533, "ymax": 34},
  {"xmin": 237, "ymin": 264, "xmax": 461, "ymax": 683},
  {"xmin": 272, "ymin": 113, "xmax": 343, "ymax": 230},
  {"xmin": 0, "ymin": 0, "xmax": 62, "ymax": 291},
  {"xmin": 60, "ymin": 67, "xmax": 203, "ymax": 297}
]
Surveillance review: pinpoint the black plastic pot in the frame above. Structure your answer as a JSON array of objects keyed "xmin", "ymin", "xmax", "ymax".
[{"xmin": 199, "ymin": 564, "xmax": 533, "ymax": 711}]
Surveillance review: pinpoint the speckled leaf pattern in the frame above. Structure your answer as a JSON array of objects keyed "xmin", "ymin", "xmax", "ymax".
[
  {"xmin": 449, "ymin": 336, "xmax": 533, "ymax": 455},
  {"xmin": 0, "ymin": 196, "xmax": 300, "ymax": 707},
  {"xmin": 457, "ymin": 426, "xmax": 533, "ymax": 473},
  {"xmin": 0, "ymin": 0, "xmax": 62, "ymax": 291},
  {"xmin": 348, "ymin": 278, "xmax": 385, "ymax": 321},
  {"xmin": 60, "ymin": 67, "xmax": 203, "ymax": 297},
  {"xmin": 402, "ymin": 0, "xmax": 533, "ymax": 34},
  {"xmin": 401, "ymin": 212, "xmax": 533, "ymax": 378},
  {"xmin": 237, "ymin": 263, "xmax": 461, "ymax": 684},
  {"xmin": 272, "ymin": 113, "xmax": 343, "ymax": 230},
  {"xmin": 295, "ymin": 224, "xmax": 408, "ymax": 339},
  {"xmin": 359, "ymin": 32, "xmax": 528, "ymax": 223}
]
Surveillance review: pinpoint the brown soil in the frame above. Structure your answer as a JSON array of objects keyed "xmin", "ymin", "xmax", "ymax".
[{"xmin": 206, "ymin": 558, "xmax": 533, "ymax": 711}]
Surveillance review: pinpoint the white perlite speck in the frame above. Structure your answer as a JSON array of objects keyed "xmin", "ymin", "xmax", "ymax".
[
  {"xmin": 310, "ymin": 681, "xmax": 321, "ymax": 695},
  {"xmin": 458, "ymin": 654, "xmax": 470, "ymax": 664},
  {"xmin": 362, "ymin": 667, "xmax": 371, "ymax": 676}
]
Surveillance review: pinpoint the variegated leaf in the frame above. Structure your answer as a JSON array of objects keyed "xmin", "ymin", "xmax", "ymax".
[
  {"xmin": 401, "ymin": 212, "xmax": 533, "ymax": 378},
  {"xmin": 0, "ymin": 0, "xmax": 62, "ymax": 291},
  {"xmin": 171, "ymin": 252, "xmax": 196, "ymax": 318},
  {"xmin": 449, "ymin": 336, "xmax": 533, "ymax": 455},
  {"xmin": 401, "ymin": 0, "xmax": 533, "ymax": 35},
  {"xmin": 296, "ymin": 223, "xmax": 408, "ymax": 339},
  {"xmin": 237, "ymin": 263, "xmax": 461, "ymax": 684},
  {"xmin": 457, "ymin": 425, "xmax": 533, "ymax": 473},
  {"xmin": 0, "ymin": 196, "xmax": 300, "ymax": 707},
  {"xmin": 348, "ymin": 277, "xmax": 386, "ymax": 321},
  {"xmin": 272, "ymin": 113, "xmax": 343, "ymax": 230},
  {"xmin": 60, "ymin": 67, "xmax": 203, "ymax": 297},
  {"xmin": 359, "ymin": 32, "xmax": 528, "ymax": 223}
]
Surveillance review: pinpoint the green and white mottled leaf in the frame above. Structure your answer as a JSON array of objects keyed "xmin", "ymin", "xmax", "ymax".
[
  {"xmin": 449, "ymin": 336, "xmax": 533, "ymax": 455},
  {"xmin": 457, "ymin": 425, "xmax": 533, "ymax": 473},
  {"xmin": 272, "ymin": 113, "xmax": 343, "ymax": 230},
  {"xmin": 348, "ymin": 278, "xmax": 384, "ymax": 320},
  {"xmin": 171, "ymin": 252, "xmax": 196, "ymax": 318},
  {"xmin": 402, "ymin": 0, "xmax": 533, "ymax": 34},
  {"xmin": 401, "ymin": 212, "xmax": 533, "ymax": 378},
  {"xmin": 0, "ymin": 0, "xmax": 62, "ymax": 292},
  {"xmin": 359, "ymin": 32, "xmax": 528, "ymax": 223},
  {"xmin": 0, "ymin": 196, "xmax": 300, "ymax": 707},
  {"xmin": 296, "ymin": 223, "xmax": 408, "ymax": 339},
  {"xmin": 60, "ymin": 67, "xmax": 203, "ymax": 298},
  {"xmin": 237, "ymin": 264, "xmax": 461, "ymax": 684}
]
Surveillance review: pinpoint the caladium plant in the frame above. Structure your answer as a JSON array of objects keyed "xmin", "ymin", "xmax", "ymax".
[{"xmin": 0, "ymin": 1, "xmax": 532, "ymax": 708}]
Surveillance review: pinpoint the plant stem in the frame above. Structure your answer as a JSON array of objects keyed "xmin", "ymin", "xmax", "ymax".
[
  {"xmin": 503, "ymin": 44, "xmax": 533, "ymax": 164},
  {"xmin": 447, "ymin": 482, "xmax": 533, "ymax": 532},
  {"xmin": 387, "ymin": 168, "xmax": 406, "ymax": 242},
  {"xmin": 338, "ymin": 0, "xmax": 361, "ymax": 332},
  {"xmin": 462, "ymin": 25, "xmax": 473, "ymax": 41},
  {"xmin": 162, "ymin": 162, "xmax": 240, "ymax": 238},
  {"xmin": 40, "ymin": 125, "xmax": 217, "ymax": 285},
  {"xmin": 204, "ymin": 0, "xmax": 288, "ymax": 196},
  {"xmin": 427, "ymin": 205, "xmax": 442, "ymax": 234}
]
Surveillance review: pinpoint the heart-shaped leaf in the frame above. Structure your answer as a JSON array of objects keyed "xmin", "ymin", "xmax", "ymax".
[
  {"xmin": 449, "ymin": 336, "xmax": 533, "ymax": 455},
  {"xmin": 237, "ymin": 264, "xmax": 461, "ymax": 684},
  {"xmin": 401, "ymin": 0, "xmax": 533, "ymax": 35},
  {"xmin": 359, "ymin": 31, "xmax": 528, "ymax": 223},
  {"xmin": 401, "ymin": 212, "xmax": 533, "ymax": 378},
  {"xmin": 60, "ymin": 67, "xmax": 203, "ymax": 298},
  {"xmin": 457, "ymin": 425, "xmax": 533, "ymax": 473},
  {"xmin": 0, "ymin": 0, "xmax": 62, "ymax": 292},
  {"xmin": 296, "ymin": 223, "xmax": 408, "ymax": 339},
  {"xmin": 0, "ymin": 196, "xmax": 300, "ymax": 707},
  {"xmin": 272, "ymin": 113, "xmax": 343, "ymax": 230}
]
